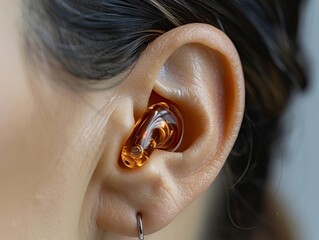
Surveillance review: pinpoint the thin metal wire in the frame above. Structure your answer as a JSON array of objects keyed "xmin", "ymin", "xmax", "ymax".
[{"xmin": 137, "ymin": 213, "xmax": 144, "ymax": 240}]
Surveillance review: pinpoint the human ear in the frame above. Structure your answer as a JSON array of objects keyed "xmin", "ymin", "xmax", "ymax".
[{"xmin": 92, "ymin": 23, "xmax": 245, "ymax": 237}]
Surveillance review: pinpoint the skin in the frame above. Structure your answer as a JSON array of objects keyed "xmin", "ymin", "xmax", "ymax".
[{"xmin": 0, "ymin": 1, "xmax": 245, "ymax": 239}]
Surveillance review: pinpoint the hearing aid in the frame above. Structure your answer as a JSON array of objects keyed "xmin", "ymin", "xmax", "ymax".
[{"xmin": 121, "ymin": 102, "xmax": 184, "ymax": 169}]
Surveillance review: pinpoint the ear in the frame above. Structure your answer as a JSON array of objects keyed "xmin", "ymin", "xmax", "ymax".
[{"xmin": 93, "ymin": 23, "xmax": 245, "ymax": 237}]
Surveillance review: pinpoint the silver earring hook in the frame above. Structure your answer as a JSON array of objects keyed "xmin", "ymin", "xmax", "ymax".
[{"xmin": 137, "ymin": 213, "xmax": 144, "ymax": 240}]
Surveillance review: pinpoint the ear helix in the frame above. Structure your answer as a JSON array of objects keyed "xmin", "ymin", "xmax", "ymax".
[{"xmin": 121, "ymin": 102, "xmax": 184, "ymax": 169}]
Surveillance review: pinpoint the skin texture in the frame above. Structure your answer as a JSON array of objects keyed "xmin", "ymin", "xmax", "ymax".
[{"xmin": 0, "ymin": 1, "xmax": 245, "ymax": 239}]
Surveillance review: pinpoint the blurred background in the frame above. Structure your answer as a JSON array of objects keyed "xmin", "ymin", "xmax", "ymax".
[{"xmin": 270, "ymin": 0, "xmax": 319, "ymax": 239}]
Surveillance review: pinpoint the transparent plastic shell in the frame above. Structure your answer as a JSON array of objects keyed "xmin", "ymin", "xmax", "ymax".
[{"xmin": 121, "ymin": 102, "xmax": 184, "ymax": 169}]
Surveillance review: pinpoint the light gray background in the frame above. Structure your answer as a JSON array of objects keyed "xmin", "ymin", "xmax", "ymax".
[{"xmin": 270, "ymin": 0, "xmax": 319, "ymax": 239}]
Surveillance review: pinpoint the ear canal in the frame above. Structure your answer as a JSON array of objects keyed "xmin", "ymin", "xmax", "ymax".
[{"xmin": 120, "ymin": 102, "xmax": 184, "ymax": 169}]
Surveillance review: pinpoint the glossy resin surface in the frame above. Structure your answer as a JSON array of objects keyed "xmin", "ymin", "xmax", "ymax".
[{"xmin": 121, "ymin": 102, "xmax": 184, "ymax": 169}]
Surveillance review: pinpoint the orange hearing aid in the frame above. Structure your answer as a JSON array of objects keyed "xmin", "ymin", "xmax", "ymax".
[{"xmin": 121, "ymin": 102, "xmax": 184, "ymax": 169}]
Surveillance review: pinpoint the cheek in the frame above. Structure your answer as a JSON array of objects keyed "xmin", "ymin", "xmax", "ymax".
[
  {"xmin": 0, "ymin": 62, "xmax": 110, "ymax": 230},
  {"xmin": 0, "ymin": 0, "xmax": 97, "ymax": 207},
  {"xmin": 0, "ymin": 1, "xmax": 117, "ymax": 233},
  {"xmin": 0, "ymin": 80, "xmax": 34, "ymax": 166},
  {"xmin": 0, "ymin": 1, "xmax": 36, "ymax": 178},
  {"xmin": 0, "ymin": 4, "xmax": 46, "ymax": 225}
]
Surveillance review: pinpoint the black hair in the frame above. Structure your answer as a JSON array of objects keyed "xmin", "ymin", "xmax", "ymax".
[{"xmin": 24, "ymin": 0, "xmax": 307, "ymax": 239}]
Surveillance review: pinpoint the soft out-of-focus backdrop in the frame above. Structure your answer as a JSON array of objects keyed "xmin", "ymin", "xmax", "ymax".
[{"xmin": 270, "ymin": 0, "xmax": 319, "ymax": 239}]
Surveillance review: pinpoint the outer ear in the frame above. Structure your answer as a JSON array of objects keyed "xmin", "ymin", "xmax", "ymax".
[{"xmin": 93, "ymin": 23, "xmax": 245, "ymax": 237}]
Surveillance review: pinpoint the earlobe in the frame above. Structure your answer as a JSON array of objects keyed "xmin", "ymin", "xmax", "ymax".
[{"xmin": 92, "ymin": 23, "xmax": 245, "ymax": 236}]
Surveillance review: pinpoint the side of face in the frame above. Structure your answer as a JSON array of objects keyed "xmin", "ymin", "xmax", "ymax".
[{"xmin": 0, "ymin": 1, "xmax": 245, "ymax": 239}]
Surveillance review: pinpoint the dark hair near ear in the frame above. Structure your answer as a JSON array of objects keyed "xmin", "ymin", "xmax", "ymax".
[{"xmin": 24, "ymin": 0, "xmax": 307, "ymax": 239}]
